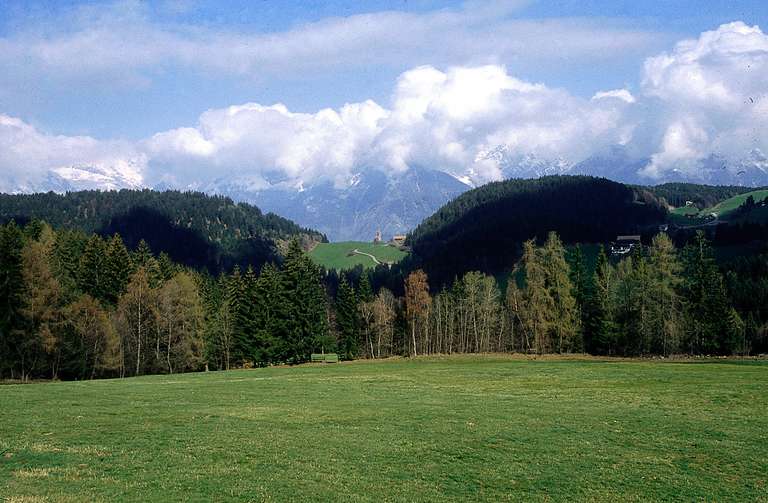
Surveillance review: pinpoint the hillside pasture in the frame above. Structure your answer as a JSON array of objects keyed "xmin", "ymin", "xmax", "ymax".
[
  {"xmin": 309, "ymin": 241, "xmax": 407, "ymax": 270},
  {"xmin": 708, "ymin": 189, "xmax": 768, "ymax": 217},
  {"xmin": 670, "ymin": 189, "xmax": 768, "ymax": 225},
  {"xmin": 1, "ymin": 356, "xmax": 767, "ymax": 502}
]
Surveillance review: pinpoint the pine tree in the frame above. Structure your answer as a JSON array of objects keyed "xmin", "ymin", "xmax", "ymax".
[
  {"xmin": 357, "ymin": 273, "xmax": 375, "ymax": 357},
  {"xmin": 0, "ymin": 221, "xmax": 25, "ymax": 378},
  {"xmin": 281, "ymin": 240, "xmax": 329, "ymax": 363},
  {"xmin": 336, "ymin": 274, "xmax": 359, "ymax": 359},
  {"xmin": 225, "ymin": 266, "xmax": 248, "ymax": 365},
  {"xmin": 252, "ymin": 263, "xmax": 285, "ymax": 364},
  {"xmin": 591, "ymin": 246, "xmax": 616, "ymax": 355},
  {"xmin": 682, "ymin": 232, "xmax": 731, "ymax": 354},
  {"xmin": 104, "ymin": 234, "xmax": 133, "ymax": 305},
  {"xmin": 568, "ymin": 245, "xmax": 591, "ymax": 352},
  {"xmin": 78, "ymin": 235, "xmax": 108, "ymax": 303}
]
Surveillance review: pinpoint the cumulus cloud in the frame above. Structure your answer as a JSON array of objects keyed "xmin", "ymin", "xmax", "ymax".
[
  {"xmin": 641, "ymin": 21, "xmax": 768, "ymax": 176},
  {"xmin": 0, "ymin": 21, "xmax": 767, "ymax": 190}
]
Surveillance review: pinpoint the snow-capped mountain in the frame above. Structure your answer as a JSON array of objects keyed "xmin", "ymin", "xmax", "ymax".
[
  {"xmin": 7, "ymin": 161, "xmax": 145, "ymax": 193},
  {"xmin": 5, "ymin": 145, "xmax": 768, "ymax": 242},
  {"xmin": 209, "ymin": 167, "xmax": 470, "ymax": 242},
  {"xmin": 475, "ymin": 145, "xmax": 572, "ymax": 181}
]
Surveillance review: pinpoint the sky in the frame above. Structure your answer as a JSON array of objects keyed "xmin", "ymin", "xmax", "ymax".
[{"xmin": 0, "ymin": 0, "xmax": 767, "ymax": 190}]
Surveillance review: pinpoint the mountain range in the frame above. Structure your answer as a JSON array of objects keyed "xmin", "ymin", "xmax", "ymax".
[{"xmin": 9, "ymin": 145, "xmax": 768, "ymax": 241}]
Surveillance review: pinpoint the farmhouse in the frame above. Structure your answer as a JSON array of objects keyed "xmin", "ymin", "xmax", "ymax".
[
  {"xmin": 611, "ymin": 235, "xmax": 641, "ymax": 256},
  {"xmin": 391, "ymin": 234, "xmax": 407, "ymax": 246}
]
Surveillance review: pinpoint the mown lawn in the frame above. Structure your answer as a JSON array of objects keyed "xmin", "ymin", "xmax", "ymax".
[
  {"xmin": 1, "ymin": 356, "xmax": 767, "ymax": 502},
  {"xmin": 309, "ymin": 241, "xmax": 407, "ymax": 270}
]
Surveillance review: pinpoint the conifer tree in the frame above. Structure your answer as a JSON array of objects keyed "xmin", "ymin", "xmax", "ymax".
[
  {"xmin": 520, "ymin": 239, "xmax": 554, "ymax": 354},
  {"xmin": 542, "ymin": 232, "xmax": 580, "ymax": 353},
  {"xmin": 336, "ymin": 274, "xmax": 359, "ymax": 359},
  {"xmin": 682, "ymin": 232, "xmax": 731, "ymax": 354},
  {"xmin": 104, "ymin": 234, "xmax": 133, "ymax": 305},
  {"xmin": 648, "ymin": 233, "xmax": 683, "ymax": 355},
  {"xmin": 281, "ymin": 240, "xmax": 329, "ymax": 363},
  {"xmin": 568, "ymin": 245, "xmax": 591, "ymax": 352},
  {"xmin": 79, "ymin": 235, "xmax": 108, "ymax": 303},
  {"xmin": 0, "ymin": 221, "xmax": 25, "ymax": 377},
  {"xmin": 252, "ymin": 262, "xmax": 286, "ymax": 364},
  {"xmin": 591, "ymin": 246, "xmax": 617, "ymax": 354}
]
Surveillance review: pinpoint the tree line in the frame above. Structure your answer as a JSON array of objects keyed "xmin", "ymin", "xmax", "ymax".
[
  {"xmin": 347, "ymin": 232, "xmax": 766, "ymax": 359},
  {"xmin": 1, "ymin": 218, "xmax": 766, "ymax": 381},
  {"xmin": 0, "ymin": 219, "xmax": 330, "ymax": 380}
]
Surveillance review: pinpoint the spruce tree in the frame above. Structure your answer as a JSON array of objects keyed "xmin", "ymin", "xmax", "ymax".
[
  {"xmin": 104, "ymin": 234, "xmax": 133, "ymax": 305},
  {"xmin": 592, "ymin": 246, "xmax": 617, "ymax": 355},
  {"xmin": 0, "ymin": 221, "xmax": 25, "ymax": 377},
  {"xmin": 78, "ymin": 235, "xmax": 108, "ymax": 303},
  {"xmin": 336, "ymin": 274, "xmax": 359, "ymax": 359},
  {"xmin": 281, "ymin": 240, "xmax": 329, "ymax": 363},
  {"xmin": 682, "ymin": 232, "xmax": 731, "ymax": 354}
]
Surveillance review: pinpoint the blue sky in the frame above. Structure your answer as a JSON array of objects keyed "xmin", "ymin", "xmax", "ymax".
[
  {"xmin": 0, "ymin": 1, "xmax": 766, "ymax": 192},
  {"xmin": 0, "ymin": 0, "xmax": 765, "ymax": 139}
]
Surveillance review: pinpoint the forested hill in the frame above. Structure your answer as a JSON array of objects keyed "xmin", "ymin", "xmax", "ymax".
[
  {"xmin": 0, "ymin": 190, "xmax": 325, "ymax": 272},
  {"xmin": 405, "ymin": 176, "xmax": 667, "ymax": 285},
  {"xmin": 643, "ymin": 183, "xmax": 758, "ymax": 209}
]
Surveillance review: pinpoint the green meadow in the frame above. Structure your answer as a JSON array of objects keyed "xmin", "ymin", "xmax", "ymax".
[
  {"xmin": 1, "ymin": 356, "xmax": 767, "ymax": 502},
  {"xmin": 309, "ymin": 241, "xmax": 407, "ymax": 270}
]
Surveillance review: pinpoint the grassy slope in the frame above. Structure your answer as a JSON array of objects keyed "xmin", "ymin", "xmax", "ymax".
[
  {"xmin": 669, "ymin": 189, "xmax": 768, "ymax": 224},
  {"xmin": 309, "ymin": 241, "xmax": 407, "ymax": 270},
  {"xmin": 708, "ymin": 189, "xmax": 768, "ymax": 217},
  {"xmin": 1, "ymin": 356, "xmax": 767, "ymax": 502}
]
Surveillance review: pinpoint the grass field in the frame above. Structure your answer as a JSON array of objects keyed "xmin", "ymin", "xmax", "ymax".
[
  {"xmin": 2, "ymin": 356, "xmax": 767, "ymax": 502},
  {"xmin": 669, "ymin": 189, "xmax": 768, "ymax": 225},
  {"xmin": 309, "ymin": 241, "xmax": 407, "ymax": 270},
  {"xmin": 707, "ymin": 189, "xmax": 768, "ymax": 218}
]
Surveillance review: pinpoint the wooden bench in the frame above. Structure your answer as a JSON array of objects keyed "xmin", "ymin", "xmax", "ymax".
[{"xmin": 310, "ymin": 353, "xmax": 339, "ymax": 363}]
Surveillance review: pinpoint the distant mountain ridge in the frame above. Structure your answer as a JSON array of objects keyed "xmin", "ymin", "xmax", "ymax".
[
  {"xmin": 6, "ymin": 145, "xmax": 768, "ymax": 242},
  {"xmin": 208, "ymin": 167, "xmax": 470, "ymax": 242}
]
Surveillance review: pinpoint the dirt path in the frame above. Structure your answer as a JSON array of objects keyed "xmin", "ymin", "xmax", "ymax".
[{"xmin": 352, "ymin": 249, "xmax": 381, "ymax": 265}]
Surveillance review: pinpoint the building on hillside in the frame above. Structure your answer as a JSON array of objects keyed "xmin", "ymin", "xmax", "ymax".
[
  {"xmin": 373, "ymin": 229, "xmax": 382, "ymax": 244},
  {"xmin": 391, "ymin": 234, "xmax": 407, "ymax": 247},
  {"xmin": 611, "ymin": 235, "xmax": 641, "ymax": 256}
]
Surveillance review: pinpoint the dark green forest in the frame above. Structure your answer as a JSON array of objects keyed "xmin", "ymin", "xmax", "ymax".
[
  {"xmin": 643, "ymin": 182, "xmax": 756, "ymax": 209},
  {"xmin": 0, "ymin": 190, "xmax": 324, "ymax": 272},
  {"xmin": 404, "ymin": 176, "xmax": 667, "ymax": 286}
]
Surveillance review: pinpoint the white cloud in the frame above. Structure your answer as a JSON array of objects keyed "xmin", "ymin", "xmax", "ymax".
[
  {"xmin": 592, "ymin": 89, "xmax": 636, "ymax": 103},
  {"xmin": 0, "ymin": 1, "xmax": 661, "ymax": 87},
  {"xmin": 640, "ymin": 21, "xmax": 768, "ymax": 176},
  {"xmin": 0, "ymin": 114, "xmax": 145, "ymax": 192},
  {"xmin": 1, "ymin": 21, "xmax": 767, "ymax": 190}
]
